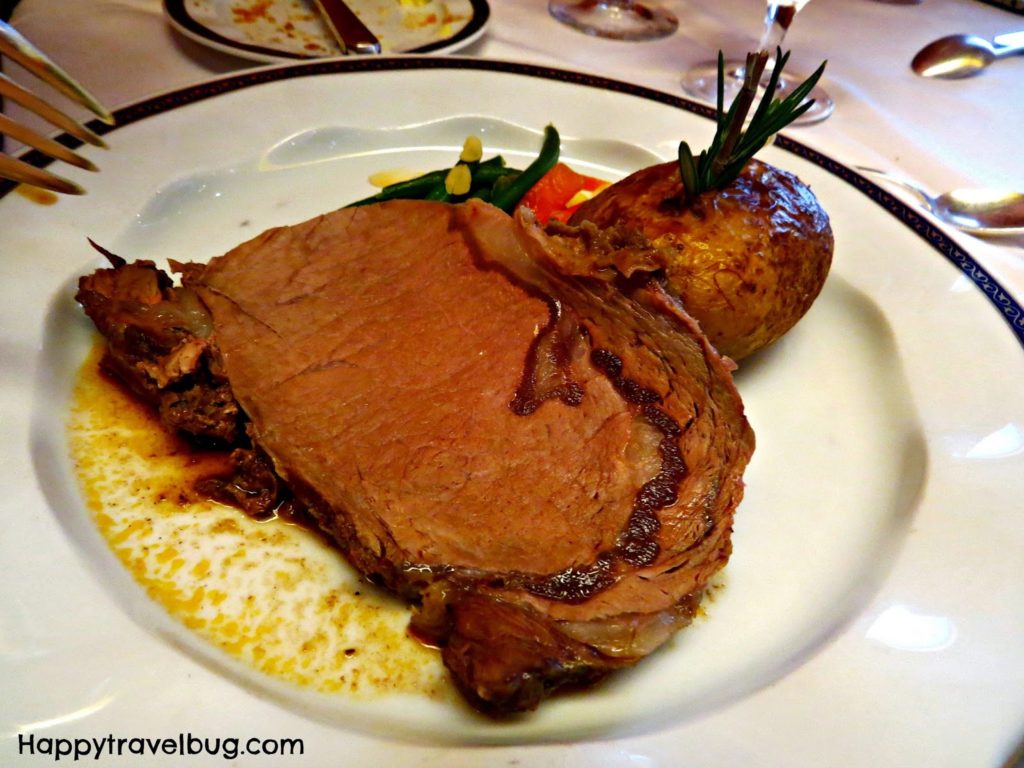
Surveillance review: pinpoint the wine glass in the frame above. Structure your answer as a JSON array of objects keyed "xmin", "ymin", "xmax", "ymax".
[
  {"xmin": 681, "ymin": 0, "xmax": 834, "ymax": 124},
  {"xmin": 548, "ymin": 0, "xmax": 679, "ymax": 42}
]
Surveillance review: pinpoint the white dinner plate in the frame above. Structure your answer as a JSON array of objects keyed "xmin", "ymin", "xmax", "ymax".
[
  {"xmin": 1, "ymin": 58, "xmax": 1022, "ymax": 767},
  {"xmin": 163, "ymin": 0, "xmax": 490, "ymax": 61}
]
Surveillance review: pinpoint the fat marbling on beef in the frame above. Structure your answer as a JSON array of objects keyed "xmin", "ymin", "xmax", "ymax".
[{"xmin": 78, "ymin": 199, "xmax": 754, "ymax": 715}]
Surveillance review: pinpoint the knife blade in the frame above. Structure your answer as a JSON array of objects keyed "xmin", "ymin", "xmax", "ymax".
[{"xmin": 313, "ymin": 0, "xmax": 382, "ymax": 55}]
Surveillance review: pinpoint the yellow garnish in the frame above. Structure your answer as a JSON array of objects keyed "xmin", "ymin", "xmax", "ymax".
[
  {"xmin": 565, "ymin": 184, "xmax": 610, "ymax": 208},
  {"xmin": 368, "ymin": 168, "xmax": 423, "ymax": 188},
  {"xmin": 445, "ymin": 164, "xmax": 472, "ymax": 195},
  {"xmin": 459, "ymin": 135, "xmax": 483, "ymax": 164}
]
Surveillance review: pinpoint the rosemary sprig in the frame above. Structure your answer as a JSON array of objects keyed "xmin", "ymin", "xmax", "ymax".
[{"xmin": 678, "ymin": 48, "xmax": 827, "ymax": 204}]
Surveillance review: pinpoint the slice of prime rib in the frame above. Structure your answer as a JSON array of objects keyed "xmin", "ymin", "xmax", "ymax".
[{"xmin": 77, "ymin": 199, "xmax": 754, "ymax": 714}]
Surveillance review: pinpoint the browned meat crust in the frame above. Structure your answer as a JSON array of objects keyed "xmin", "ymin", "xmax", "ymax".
[{"xmin": 75, "ymin": 251, "xmax": 241, "ymax": 445}]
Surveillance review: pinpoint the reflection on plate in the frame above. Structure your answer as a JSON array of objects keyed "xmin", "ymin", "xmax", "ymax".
[
  {"xmin": 2, "ymin": 60, "xmax": 1023, "ymax": 764},
  {"xmin": 163, "ymin": 0, "xmax": 490, "ymax": 61}
]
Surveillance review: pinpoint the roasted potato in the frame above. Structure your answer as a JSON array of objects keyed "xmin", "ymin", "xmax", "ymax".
[{"xmin": 569, "ymin": 158, "xmax": 833, "ymax": 360}]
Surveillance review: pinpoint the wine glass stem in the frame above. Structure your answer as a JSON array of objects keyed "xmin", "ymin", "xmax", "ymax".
[
  {"xmin": 730, "ymin": 3, "xmax": 798, "ymax": 82},
  {"xmin": 758, "ymin": 2, "xmax": 796, "ymax": 55}
]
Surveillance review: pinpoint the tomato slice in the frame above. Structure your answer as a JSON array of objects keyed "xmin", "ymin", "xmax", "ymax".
[{"xmin": 519, "ymin": 163, "xmax": 606, "ymax": 224}]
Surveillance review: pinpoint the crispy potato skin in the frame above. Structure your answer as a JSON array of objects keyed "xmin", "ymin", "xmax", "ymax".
[{"xmin": 569, "ymin": 159, "xmax": 833, "ymax": 360}]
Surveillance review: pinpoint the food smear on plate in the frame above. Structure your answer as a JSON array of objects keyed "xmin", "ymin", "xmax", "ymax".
[
  {"xmin": 69, "ymin": 343, "xmax": 451, "ymax": 701},
  {"xmin": 227, "ymin": 0, "xmax": 332, "ymax": 54},
  {"xmin": 71, "ymin": 50, "xmax": 831, "ymax": 716},
  {"xmin": 16, "ymin": 184, "xmax": 59, "ymax": 206}
]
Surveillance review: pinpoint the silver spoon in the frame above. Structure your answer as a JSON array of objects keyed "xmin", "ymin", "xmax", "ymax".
[
  {"xmin": 858, "ymin": 167, "xmax": 1024, "ymax": 237},
  {"xmin": 912, "ymin": 31, "xmax": 1024, "ymax": 78}
]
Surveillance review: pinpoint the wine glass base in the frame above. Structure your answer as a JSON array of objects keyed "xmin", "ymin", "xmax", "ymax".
[
  {"xmin": 681, "ymin": 58, "xmax": 835, "ymax": 125},
  {"xmin": 549, "ymin": 0, "xmax": 678, "ymax": 41}
]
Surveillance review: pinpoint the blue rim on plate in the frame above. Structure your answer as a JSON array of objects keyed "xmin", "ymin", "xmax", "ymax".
[
  {"xmin": 162, "ymin": 0, "xmax": 491, "ymax": 61},
  {"xmin": 3, "ymin": 56, "xmax": 1021, "ymax": 349}
]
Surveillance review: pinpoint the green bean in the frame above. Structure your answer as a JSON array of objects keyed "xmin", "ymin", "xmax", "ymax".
[
  {"xmin": 346, "ymin": 170, "xmax": 448, "ymax": 207},
  {"xmin": 478, "ymin": 155, "xmax": 508, "ymax": 170},
  {"xmin": 474, "ymin": 164, "xmax": 520, "ymax": 185},
  {"xmin": 424, "ymin": 184, "xmax": 450, "ymax": 202},
  {"xmin": 343, "ymin": 146, "xmax": 538, "ymax": 209},
  {"xmin": 489, "ymin": 125, "xmax": 560, "ymax": 213},
  {"xmin": 489, "ymin": 171, "xmax": 521, "ymax": 201}
]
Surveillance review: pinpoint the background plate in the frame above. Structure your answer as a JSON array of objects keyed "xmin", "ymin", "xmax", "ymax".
[{"xmin": 163, "ymin": 0, "xmax": 490, "ymax": 61}]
